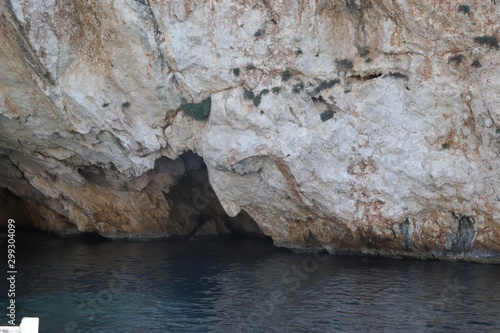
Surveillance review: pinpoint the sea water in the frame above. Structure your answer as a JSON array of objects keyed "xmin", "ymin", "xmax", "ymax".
[{"xmin": 1, "ymin": 232, "xmax": 499, "ymax": 332}]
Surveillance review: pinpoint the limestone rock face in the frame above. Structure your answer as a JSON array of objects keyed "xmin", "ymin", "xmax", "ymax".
[{"xmin": 1, "ymin": 0, "xmax": 500, "ymax": 261}]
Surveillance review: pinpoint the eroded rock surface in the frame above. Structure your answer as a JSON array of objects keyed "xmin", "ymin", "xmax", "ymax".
[{"xmin": 0, "ymin": 0, "xmax": 499, "ymax": 261}]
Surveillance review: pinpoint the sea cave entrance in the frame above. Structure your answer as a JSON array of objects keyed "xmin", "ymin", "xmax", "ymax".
[{"xmin": 165, "ymin": 150, "xmax": 267, "ymax": 241}]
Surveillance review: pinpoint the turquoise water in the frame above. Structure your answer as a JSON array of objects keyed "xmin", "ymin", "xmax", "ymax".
[{"xmin": 1, "ymin": 232, "xmax": 499, "ymax": 332}]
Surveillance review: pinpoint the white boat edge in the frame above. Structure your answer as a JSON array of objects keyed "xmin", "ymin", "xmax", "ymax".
[{"xmin": 0, "ymin": 317, "xmax": 39, "ymax": 333}]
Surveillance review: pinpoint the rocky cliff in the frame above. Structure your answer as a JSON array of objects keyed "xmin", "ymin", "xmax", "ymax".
[{"xmin": 1, "ymin": 0, "xmax": 499, "ymax": 262}]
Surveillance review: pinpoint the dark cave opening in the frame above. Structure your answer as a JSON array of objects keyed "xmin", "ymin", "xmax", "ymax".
[
  {"xmin": 166, "ymin": 150, "xmax": 269, "ymax": 241},
  {"xmin": 0, "ymin": 187, "xmax": 36, "ymax": 232},
  {"xmin": 1, "ymin": 151, "xmax": 268, "ymax": 242}
]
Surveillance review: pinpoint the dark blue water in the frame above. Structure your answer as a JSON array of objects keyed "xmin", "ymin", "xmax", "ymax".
[{"xmin": 1, "ymin": 232, "xmax": 499, "ymax": 333}]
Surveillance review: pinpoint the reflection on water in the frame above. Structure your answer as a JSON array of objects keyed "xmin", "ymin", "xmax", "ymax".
[{"xmin": 1, "ymin": 232, "xmax": 499, "ymax": 332}]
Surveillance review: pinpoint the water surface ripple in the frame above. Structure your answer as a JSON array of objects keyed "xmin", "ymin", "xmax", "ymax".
[{"xmin": 1, "ymin": 232, "xmax": 499, "ymax": 332}]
